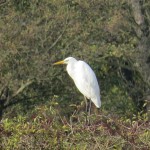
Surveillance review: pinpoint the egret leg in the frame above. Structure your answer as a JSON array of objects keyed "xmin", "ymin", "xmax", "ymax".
[
  {"xmin": 88, "ymin": 100, "xmax": 92, "ymax": 116},
  {"xmin": 84, "ymin": 96, "xmax": 88, "ymax": 113},
  {"xmin": 84, "ymin": 96, "xmax": 89, "ymax": 125},
  {"xmin": 84, "ymin": 97, "xmax": 91, "ymax": 125},
  {"xmin": 87, "ymin": 100, "xmax": 92, "ymax": 125}
]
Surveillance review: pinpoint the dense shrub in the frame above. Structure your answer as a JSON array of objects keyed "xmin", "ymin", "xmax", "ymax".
[{"xmin": 1, "ymin": 104, "xmax": 150, "ymax": 149}]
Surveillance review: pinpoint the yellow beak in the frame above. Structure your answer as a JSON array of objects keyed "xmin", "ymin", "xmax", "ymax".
[{"xmin": 53, "ymin": 60, "xmax": 65, "ymax": 65}]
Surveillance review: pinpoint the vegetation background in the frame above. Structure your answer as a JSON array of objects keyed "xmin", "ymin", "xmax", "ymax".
[{"xmin": 0, "ymin": 0, "xmax": 150, "ymax": 149}]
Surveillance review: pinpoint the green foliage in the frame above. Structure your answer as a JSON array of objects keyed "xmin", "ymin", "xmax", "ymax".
[
  {"xmin": 1, "ymin": 104, "xmax": 150, "ymax": 149},
  {"xmin": 12, "ymin": 0, "xmax": 31, "ymax": 12},
  {"xmin": 1, "ymin": 0, "xmax": 147, "ymax": 118},
  {"xmin": 0, "ymin": 0, "xmax": 150, "ymax": 148}
]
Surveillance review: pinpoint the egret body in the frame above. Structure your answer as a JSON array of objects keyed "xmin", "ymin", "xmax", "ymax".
[{"xmin": 53, "ymin": 57, "xmax": 101, "ymax": 110}]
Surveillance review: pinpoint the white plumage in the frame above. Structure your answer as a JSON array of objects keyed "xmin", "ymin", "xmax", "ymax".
[{"xmin": 53, "ymin": 57, "xmax": 101, "ymax": 108}]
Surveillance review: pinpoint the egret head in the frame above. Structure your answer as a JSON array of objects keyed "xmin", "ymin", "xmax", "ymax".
[{"xmin": 53, "ymin": 57, "xmax": 77, "ymax": 65}]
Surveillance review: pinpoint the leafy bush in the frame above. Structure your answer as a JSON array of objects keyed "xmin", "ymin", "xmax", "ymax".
[
  {"xmin": 1, "ymin": 103, "xmax": 150, "ymax": 149},
  {"xmin": 1, "ymin": 0, "xmax": 147, "ymax": 118}
]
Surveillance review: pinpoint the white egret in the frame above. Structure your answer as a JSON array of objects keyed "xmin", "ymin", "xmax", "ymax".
[{"xmin": 53, "ymin": 57, "xmax": 101, "ymax": 117}]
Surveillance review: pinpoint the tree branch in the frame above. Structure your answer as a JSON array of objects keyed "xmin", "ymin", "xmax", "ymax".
[
  {"xmin": 11, "ymin": 79, "xmax": 34, "ymax": 99},
  {"xmin": 48, "ymin": 32, "xmax": 64, "ymax": 51},
  {"xmin": 130, "ymin": 0, "xmax": 144, "ymax": 26},
  {"xmin": 3, "ymin": 79, "xmax": 35, "ymax": 108}
]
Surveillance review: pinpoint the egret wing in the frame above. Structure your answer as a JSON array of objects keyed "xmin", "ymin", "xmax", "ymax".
[{"xmin": 72, "ymin": 61, "xmax": 100, "ymax": 107}]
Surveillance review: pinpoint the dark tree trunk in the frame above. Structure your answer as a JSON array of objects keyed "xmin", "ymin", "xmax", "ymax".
[
  {"xmin": 130, "ymin": 0, "xmax": 150, "ymax": 118},
  {"xmin": 0, "ymin": 100, "xmax": 4, "ymax": 120}
]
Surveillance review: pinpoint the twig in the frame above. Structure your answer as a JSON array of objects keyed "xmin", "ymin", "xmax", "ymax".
[
  {"xmin": 12, "ymin": 79, "xmax": 34, "ymax": 99},
  {"xmin": 48, "ymin": 30, "xmax": 65, "ymax": 51},
  {"xmin": 3, "ymin": 79, "xmax": 35, "ymax": 108}
]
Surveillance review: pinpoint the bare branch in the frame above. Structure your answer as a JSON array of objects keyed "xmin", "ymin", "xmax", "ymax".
[
  {"xmin": 130, "ymin": 0, "xmax": 144, "ymax": 26},
  {"xmin": 12, "ymin": 79, "xmax": 34, "ymax": 99},
  {"xmin": 48, "ymin": 32, "xmax": 64, "ymax": 51}
]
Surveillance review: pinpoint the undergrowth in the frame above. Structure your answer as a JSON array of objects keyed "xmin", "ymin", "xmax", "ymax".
[{"xmin": 0, "ymin": 103, "xmax": 150, "ymax": 150}]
